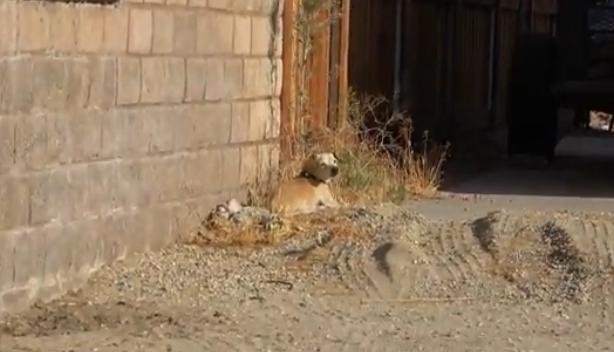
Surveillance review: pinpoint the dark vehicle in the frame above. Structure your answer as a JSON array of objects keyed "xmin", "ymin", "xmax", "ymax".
[{"xmin": 507, "ymin": 0, "xmax": 614, "ymax": 161}]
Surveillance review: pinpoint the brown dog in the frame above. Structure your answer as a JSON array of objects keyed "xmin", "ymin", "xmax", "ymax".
[{"xmin": 271, "ymin": 153, "xmax": 341, "ymax": 216}]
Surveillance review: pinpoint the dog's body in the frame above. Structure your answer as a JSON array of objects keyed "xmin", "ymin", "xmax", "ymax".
[{"xmin": 271, "ymin": 153, "xmax": 340, "ymax": 215}]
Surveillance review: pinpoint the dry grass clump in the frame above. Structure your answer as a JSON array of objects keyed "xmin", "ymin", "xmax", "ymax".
[
  {"xmin": 188, "ymin": 216, "xmax": 290, "ymax": 248},
  {"xmin": 188, "ymin": 208, "xmax": 370, "ymax": 248}
]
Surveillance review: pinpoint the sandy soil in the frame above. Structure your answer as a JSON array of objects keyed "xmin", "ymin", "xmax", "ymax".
[{"xmin": 1, "ymin": 205, "xmax": 614, "ymax": 352}]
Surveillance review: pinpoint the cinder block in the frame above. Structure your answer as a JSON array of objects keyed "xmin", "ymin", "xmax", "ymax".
[
  {"xmin": 143, "ymin": 107, "xmax": 176, "ymax": 154},
  {"xmin": 234, "ymin": 15, "xmax": 251, "ymax": 55},
  {"xmin": 208, "ymin": 0, "xmax": 233, "ymax": 10},
  {"xmin": 129, "ymin": 8, "xmax": 153, "ymax": 54},
  {"xmin": 65, "ymin": 58, "xmax": 90, "ymax": 109},
  {"xmin": 267, "ymin": 97, "xmax": 281, "ymax": 138},
  {"xmin": 196, "ymin": 11, "xmax": 234, "ymax": 54},
  {"xmin": 188, "ymin": 0, "xmax": 208, "ymax": 7},
  {"xmin": 99, "ymin": 211, "xmax": 130, "ymax": 264},
  {"xmin": 0, "ymin": 60, "xmax": 6, "ymax": 112},
  {"xmin": 167, "ymin": 202, "xmax": 192, "ymax": 243},
  {"xmin": 0, "ymin": 116, "xmax": 14, "ymax": 175},
  {"xmin": 65, "ymin": 218, "xmax": 105, "ymax": 276},
  {"xmin": 4, "ymin": 57, "xmax": 34, "ymax": 113},
  {"xmin": 242, "ymin": 58, "xmax": 259, "ymax": 99},
  {"xmin": 87, "ymin": 57, "xmax": 117, "ymax": 109},
  {"xmin": 48, "ymin": 2, "xmax": 77, "ymax": 52},
  {"xmin": 225, "ymin": 59, "xmax": 243, "ymax": 100},
  {"xmin": 165, "ymin": 57, "xmax": 187, "ymax": 103},
  {"xmin": 0, "ymin": 229, "xmax": 16, "ymax": 292},
  {"xmin": 57, "ymin": 110, "xmax": 102, "ymax": 164},
  {"xmin": 179, "ymin": 153, "xmax": 204, "ymax": 197},
  {"xmin": 101, "ymin": 109, "xmax": 149, "ymax": 158},
  {"xmin": 249, "ymin": 100, "xmax": 268, "ymax": 141},
  {"xmin": 233, "ymin": 0, "xmax": 261, "ymax": 11},
  {"xmin": 251, "ymin": 16, "xmax": 272, "ymax": 55},
  {"xmin": 18, "ymin": 1, "xmax": 50, "ymax": 52},
  {"xmin": 103, "ymin": 6, "xmax": 129, "ymax": 53},
  {"xmin": 14, "ymin": 113, "xmax": 47, "ymax": 170},
  {"xmin": 172, "ymin": 107, "xmax": 196, "ymax": 151},
  {"xmin": 173, "ymin": 104, "xmax": 230, "ymax": 151},
  {"xmin": 203, "ymin": 59, "xmax": 225, "ymax": 101},
  {"xmin": 29, "ymin": 168, "xmax": 81, "ymax": 225},
  {"xmin": 45, "ymin": 113, "xmax": 66, "ymax": 167},
  {"xmin": 184, "ymin": 150, "xmax": 223, "ymax": 193},
  {"xmin": 258, "ymin": 143, "xmax": 273, "ymax": 179},
  {"xmin": 153, "ymin": 9, "xmax": 174, "ymax": 54},
  {"xmin": 40, "ymin": 223, "xmax": 72, "ymax": 287},
  {"xmin": 83, "ymin": 162, "xmax": 116, "ymax": 215},
  {"xmin": 117, "ymin": 57, "xmax": 141, "ymax": 105},
  {"xmin": 116, "ymin": 159, "xmax": 146, "ymax": 208},
  {"xmin": 100, "ymin": 110, "xmax": 126, "ymax": 158},
  {"xmin": 32, "ymin": 58, "xmax": 68, "ymax": 111},
  {"xmin": 144, "ymin": 0, "xmax": 164, "ymax": 3},
  {"xmin": 141, "ymin": 206, "xmax": 172, "ymax": 251},
  {"xmin": 173, "ymin": 11, "xmax": 196, "ymax": 54},
  {"xmin": 77, "ymin": 5, "xmax": 104, "ymax": 53},
  {"xmin": 231, "ymin": 102, "xmax": 250, "ymax": 143},
  {"xmin": 12, "ymin": 229, "xmax": 45, "ymax": 288},
  {"xmin": 258, "ymin": 57, "xmax": 275, "ymax": 97},
  {"xmin": 202, "ymin": 103, "xmax": 232, "ymax": 145},
  {"xmin": 141, "ymin": 57, "xmax": 186, "ymax": 103},
  {"xmin": 139, "ymin": 156, "xmax": 179, "ymax": 204},
  {"xmin": 185, "ymin": 58, "xmax": 206, "ymax": 102},
  {"xmin": 221, "ymin": 147, "xmax": 241, "ymax": 189},
  {"xmin": 0, "ymin": 176, "xmax": 28, "ymax": 232},
  {"xmin": 169, "ymin": 195, "xmax": 217, "ymax": 241},
  {"xmin": 138, "ymin": 157, "xmax": 168, "ymax": 207},
  {"xmin": 240, "ymin": 145, "xmax": 259, "ymax": 184},
  {"xmin": 167, "ymin": 0, "xmax": 188, "ymax": 5},
  {"xmin": 0, "ymin": 1, "xmax": 17, "ymax": 53}
]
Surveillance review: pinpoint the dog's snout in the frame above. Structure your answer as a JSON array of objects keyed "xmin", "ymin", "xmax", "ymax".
[{"xmin": 331, "ymin": 166, "xmax": 339, "ymax": 176}]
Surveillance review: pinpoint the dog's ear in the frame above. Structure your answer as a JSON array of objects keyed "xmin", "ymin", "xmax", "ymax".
[{"xmin": 332, "ymin": 152, "xmax": 340, "ymax": 162}]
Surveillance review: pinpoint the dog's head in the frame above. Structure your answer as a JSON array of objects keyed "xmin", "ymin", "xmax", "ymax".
[{"xmin": 301, "ymin": 152, "xmax": 340, "ymax": 182}]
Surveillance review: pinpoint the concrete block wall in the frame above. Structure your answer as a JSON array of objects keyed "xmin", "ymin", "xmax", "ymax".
[{"xmin": 0, "ymin": 0, "xmax": 282, "ymax": 313}]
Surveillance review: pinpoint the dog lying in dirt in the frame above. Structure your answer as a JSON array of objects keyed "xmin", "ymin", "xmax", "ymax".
[{"xmin": 271, "ymin": 152, "xmax": 341, "ymax": 216}]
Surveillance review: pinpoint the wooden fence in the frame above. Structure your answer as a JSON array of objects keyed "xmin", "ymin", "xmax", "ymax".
[
  {"xmin": 281, "ymin": 0, "xmax": 559, "ymax": 155},
  {"xmin": 280, "ymin": 0, "xmax": 351, "ymax": 160}
]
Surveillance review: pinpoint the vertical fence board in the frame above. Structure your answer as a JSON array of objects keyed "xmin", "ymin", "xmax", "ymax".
[
  {"xmin": 336, "ymin": 0, "xmax": 351, "ymax": 128},
  {"xmin": 308, "ymin": 6, "xmax": 332, "ymax": 129}
]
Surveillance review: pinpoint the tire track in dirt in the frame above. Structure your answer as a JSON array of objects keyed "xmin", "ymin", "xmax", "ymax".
[
  {"xmin": 317, "ymin": 210, "xmax": 614, "ymax": 306},
  {"xmin": 555, "ymin": 216, "xmax": 614, "ymax": 325},
  {"xmin": 425, "ymin": 225, "xmax": 466, "ymax": 284}
]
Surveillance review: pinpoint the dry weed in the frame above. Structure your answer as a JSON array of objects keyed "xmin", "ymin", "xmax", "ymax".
[
  {"xmin": 188, "ymin": 216, "xmax": 291, "ymax": 248},
  {"xmin": 189, "ymin": 208, "xmax": 370, "ymax": 248}
]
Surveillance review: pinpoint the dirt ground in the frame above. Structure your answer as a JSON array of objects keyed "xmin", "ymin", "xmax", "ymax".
[{"xmin": 1, "ymin": 204, "xmax": 614, "ymax": 352}]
